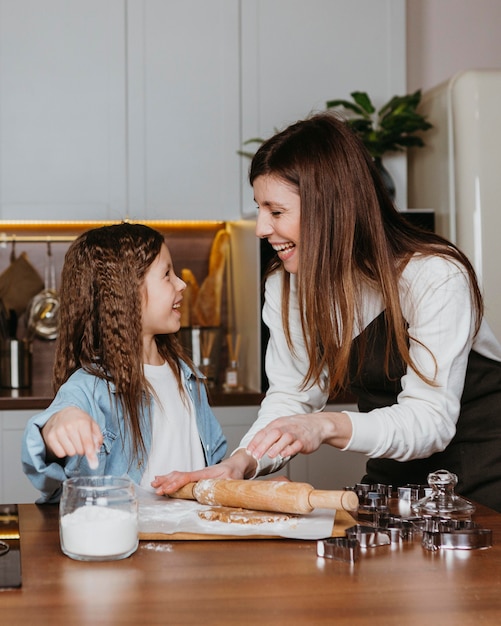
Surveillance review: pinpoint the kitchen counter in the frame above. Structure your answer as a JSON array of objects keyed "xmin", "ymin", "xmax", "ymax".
[
  {"xmin": 0, "ymin": 339, "xmax": 266, "ymax": 410},
  {"xmin": 0, "ymin": 382, "xmax": 266, "ymax": 411},
  {"xmin": 3, "ymin": 501, "xmax": 501, "ymax": 624},
  {"xmin": 0, "ymin": 339, "xmax": 353, "ymax": 411}
]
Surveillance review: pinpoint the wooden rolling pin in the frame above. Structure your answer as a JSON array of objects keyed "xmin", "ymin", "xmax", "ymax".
[{"xmin": 170, "ymin": 479, "xmax": 359, "ymax": 514}]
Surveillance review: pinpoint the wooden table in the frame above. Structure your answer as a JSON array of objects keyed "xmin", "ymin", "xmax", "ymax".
[{"xmin": 2, "ymin": 502, "xmax": 501, "ymax": 625}]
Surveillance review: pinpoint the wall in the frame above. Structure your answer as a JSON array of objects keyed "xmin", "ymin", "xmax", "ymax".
[
  {"xmin": 406, "ymin": 0, "xmax": 501, "ymax": 93},
  {"xmin": 406, "ymin": 2, "xmax": 501, "ymax": 338}
]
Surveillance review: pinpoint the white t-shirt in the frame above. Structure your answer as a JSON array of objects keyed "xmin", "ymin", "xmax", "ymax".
[{"xmin": 140, "ymin": 362, "xmax": 205, "ymax": 492}]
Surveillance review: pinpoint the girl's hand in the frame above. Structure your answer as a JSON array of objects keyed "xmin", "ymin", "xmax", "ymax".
[
  {"xmin": 246, "ymin": 411, "xmax": 353, "ymax": 461},
  {"xmin": 152, "ymin": 449, "xmax": 257, "ymax": 495},
  {"xmin": 41, "ymin": 406, "xmax": 103, "ymax": 470}
]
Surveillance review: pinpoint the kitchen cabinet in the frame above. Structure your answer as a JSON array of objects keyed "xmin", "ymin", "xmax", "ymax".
[
  {"xmin": 214, "ymin": 404, "xmax": 367, "ymax": 490},
  {"xmin": 126, "ymin": 0, "xmax": 241, "ymax": 220},
  {"xmin": 0, "ymin": 410, "xmax": 40, "ymax": 504},
  {"xmin": 239, "ymin": 0, "xmax": 407, "ymax": 213},
  {"xmin": 2, "ymin": 406, "xmax": 286, "ymax": 503},
  {"xmin": 0, "ymin": 0, "xmax": 240, "ymax": 222},
  {"xmin": 0, "ymin": 0, "xmax": 127, "ymax": 221},
  {"xmin": 0, "ymin": 0, "xmax": 406, "ymax": 222},
  {"xmin": 287, "ymin": 405, "xmax": 367, "ymax": 490},
  {"xmin": 0, "ymin": 404, "xmax": 366, "ymax": 504}
]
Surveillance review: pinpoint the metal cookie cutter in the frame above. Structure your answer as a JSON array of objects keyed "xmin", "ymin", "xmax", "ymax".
[
  {"xmin": 377, "ymin": 513, "xmax": 422, "ymax": 542},
  {"xmin": 350, "ymin": 486, "xmax": 391, "ymax": 524},
  {"xmin": 421, "ymin": 518, "xmax": 493, "ymax": 551},
  {"xmin": 397, "ymin": 484, "xmax": 431, "ymax": 502},
  {"xmin": 317, "ymin": 537, "xmax": 361, "ymax": 563},
  {"xmin": 345, "ymin": 524, "xmax": 391, "ymax": 548}
]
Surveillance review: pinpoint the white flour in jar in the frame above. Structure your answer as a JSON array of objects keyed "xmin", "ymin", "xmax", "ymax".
[{"xmin": 60, "ymin": 505, "xmax": 138, "ymax": 558}]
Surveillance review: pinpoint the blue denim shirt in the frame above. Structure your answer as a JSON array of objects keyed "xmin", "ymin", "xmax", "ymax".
[{"xmin": 22, "ymin": 362, "xmax": 227, "ymax": 503}]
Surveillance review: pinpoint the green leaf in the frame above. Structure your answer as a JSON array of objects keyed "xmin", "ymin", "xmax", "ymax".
[
  {"xmin": 237, "ymin": 150, "xmax": 258, "ymax": 158},
  {"xmin": 326, "ymin": 99, "xmax": 368, "ymax": 117},
  {"xmin": 242, "ymin": 137, "xmax": 266, "ymax": 146},
  {"xmin": 350, "ymin": 91, "xmax": 375, "ymax": 114},
  {"xmin": 379, "ymin": 90, "xmax": 422, "ymax": 117},
  {"xmin": 347, "ymin": 118, "xmax": 373, "ymax": 134}
]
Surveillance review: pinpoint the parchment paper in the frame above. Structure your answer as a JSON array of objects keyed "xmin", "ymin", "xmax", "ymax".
[{"xmin": 136, "ymin": 486, "xmax": 335, "ymax": 540}]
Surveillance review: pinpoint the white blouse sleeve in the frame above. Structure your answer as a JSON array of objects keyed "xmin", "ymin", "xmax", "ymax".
[
  {"xmin": 236, "ymin": 272, "xmax": 329, "ymax": 474},
  {"xmin": 344, "ymin": 255, "xmax": 477, "ymax": 460}
]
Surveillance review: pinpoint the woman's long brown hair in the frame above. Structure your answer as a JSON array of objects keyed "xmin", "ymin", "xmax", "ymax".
[
  {"xmin": 53, "ymin": 222, "xmax": 194, "ymax": 463},
  {"xmin": 250, "ymin": 113, "xmax": 483, "ymax": 396}
]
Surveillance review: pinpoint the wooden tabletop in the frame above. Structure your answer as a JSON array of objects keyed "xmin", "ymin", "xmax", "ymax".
[{"xmin": 2, "ymin": 502, "xmax": 501, "ymax": 624}]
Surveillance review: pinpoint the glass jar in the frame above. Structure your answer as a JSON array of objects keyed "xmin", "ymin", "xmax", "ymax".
[{"xmin": 59, "ymin": 476, "xmax": 139, "ymax": 561}]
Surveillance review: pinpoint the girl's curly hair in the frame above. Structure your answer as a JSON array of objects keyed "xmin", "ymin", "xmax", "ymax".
[{"xmin": 53, "ymin": 222, "xmax": 192, "ymax": 462}]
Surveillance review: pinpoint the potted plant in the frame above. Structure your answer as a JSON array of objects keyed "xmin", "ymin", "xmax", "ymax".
[{"xmin": 326, "ymin": 90, "xmax": 432, "ymax": 199}]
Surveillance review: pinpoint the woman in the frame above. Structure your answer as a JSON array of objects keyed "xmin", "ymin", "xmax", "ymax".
[{"xmin": 154, "ymin": 113, "xmax": 501, "ymax": 511}]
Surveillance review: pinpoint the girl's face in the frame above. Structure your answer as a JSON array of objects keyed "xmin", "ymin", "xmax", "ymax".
[
  {"xmin": 141, "ymin": 243, "xmax": 186, "ymax": 337},
  {"xmin": 254, "ymin": 174, "xmax": 301, "ymax": 274}
]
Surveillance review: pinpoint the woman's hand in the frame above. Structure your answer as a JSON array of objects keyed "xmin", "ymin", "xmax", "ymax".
[
  {"xmin": 41, "ymin": 406, "xmax": 103, "ymax": 469},
  {"xmin": 246, "ymin": 411, "xmax": 353, "ymax": 462},
  {"xmin": 152, "ymin": 449, "xmax": 257, "ymax": 495}
]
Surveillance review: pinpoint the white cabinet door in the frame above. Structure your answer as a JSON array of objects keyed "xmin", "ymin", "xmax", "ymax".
[
  {"xmin": 213, "ymin": 406, "xmax": 258, "ymax": 459},
  {"xmin": 214, "ymin": 406, "xmax": 289, "ymax": 478},
  {"xmin": 214, "ymin": 404, "xmax": 367, "ymax": 487},
  {"xmin": 239, "ymin": 0, "xmax": 407, "ymax": 215},
  {"xmin": 0, "ymin": 0, "xmax": 127, "ymax": 221},
  {"xmin": 126, "ymin": 0, "xmax": 241, "ymax": 221},
  {"xmin": 284, "ymin": 402, "xmax": 367, "ymax": 491},
  {"xmin": 128, "ymin": 0, "xmax": 406, "ymax": 219},
  {"xmin": 1, "ymin": 410, "xmax": 40, "ymax": 504},
  {"xmin": 287, "ymin": 446, "xmax": 367, "ymax": 491}
]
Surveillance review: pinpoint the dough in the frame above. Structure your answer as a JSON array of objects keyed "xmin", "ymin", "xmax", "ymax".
[{"xmin": 198, "ymin": 507, "xmax": 297, "ymax": 525}]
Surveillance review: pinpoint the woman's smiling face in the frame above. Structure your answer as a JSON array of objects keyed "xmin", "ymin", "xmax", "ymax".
[{"xmin": 254, "ymin": 174, "xmax": 301, "ymax": 275}]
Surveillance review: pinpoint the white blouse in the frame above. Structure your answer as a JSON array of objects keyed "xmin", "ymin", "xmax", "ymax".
[{"xmin": 238, "ymin": 254, "xmax": 501, "ymax": 475}]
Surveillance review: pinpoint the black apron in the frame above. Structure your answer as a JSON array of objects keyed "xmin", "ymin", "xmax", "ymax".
[{"xmin": 348, "ymin": 312, "xmax": 501, "ymax": 511}]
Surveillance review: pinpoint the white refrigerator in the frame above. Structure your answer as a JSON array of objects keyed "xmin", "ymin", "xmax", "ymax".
[{"xmin": 408, "ymin": 69, "xmax": 501, "ymax": 341}]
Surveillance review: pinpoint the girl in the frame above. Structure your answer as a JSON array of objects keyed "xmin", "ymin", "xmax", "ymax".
[
  {"xmin": 22, "ymin": 223, "xmax": 226, "ymax": 503},
  {"xmin": 155, "ymin": 113, "xmax": 501, "ymax": 511}
]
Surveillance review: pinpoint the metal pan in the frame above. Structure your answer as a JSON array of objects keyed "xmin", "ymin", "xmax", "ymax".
[{"xmin": 27, "ymin": 242, "xmax": 60, "ymax": 341}]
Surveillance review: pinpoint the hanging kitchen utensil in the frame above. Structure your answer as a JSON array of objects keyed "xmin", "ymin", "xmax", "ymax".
[
  {"xmin": 27, "ymin": 241, "xmax": 60, "ymax": 341},
  {"xmin": 0, "ymin": 300, "xmax": 9, "ymax": 341},
  {"xmin": 0, "ymin": 249, "xmax": 44, "ymax": 318}
]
